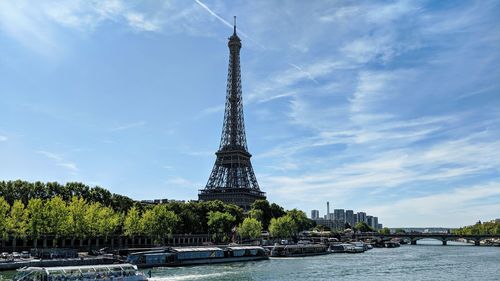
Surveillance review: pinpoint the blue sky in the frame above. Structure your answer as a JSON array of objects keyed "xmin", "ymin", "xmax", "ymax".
[{"xmin": 0, "ymin": 0, "xmax": 499, "ymax": 227}]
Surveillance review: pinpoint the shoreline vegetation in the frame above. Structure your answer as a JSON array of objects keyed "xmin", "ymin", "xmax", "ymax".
[
  {"xmin": 0, "ymin": 180, "xmax": 312, "ymax": 245},
  {"xmin": 1, "ymin": 180, "xmax": 498, "ymax": 249}
]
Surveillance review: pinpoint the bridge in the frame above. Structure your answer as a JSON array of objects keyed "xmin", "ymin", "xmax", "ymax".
[{"xmin": 356, "ymin": 233, "xmax": 500, "ymax": 246}]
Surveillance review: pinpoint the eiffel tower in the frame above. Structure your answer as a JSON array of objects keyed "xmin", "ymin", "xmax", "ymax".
[{"xmin": 198, "ymin": 17, "xmax": 266, "ymax": 211}]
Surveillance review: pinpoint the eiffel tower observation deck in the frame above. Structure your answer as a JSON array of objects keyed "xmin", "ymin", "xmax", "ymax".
[{"xmin": 198, "ymin": 17, "xmax": 266, "ymax": 211}]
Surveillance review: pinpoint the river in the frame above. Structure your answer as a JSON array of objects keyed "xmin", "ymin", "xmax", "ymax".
[{"xmin": 1, "ymin": 240, "xmax": 499, "ymax": 281}]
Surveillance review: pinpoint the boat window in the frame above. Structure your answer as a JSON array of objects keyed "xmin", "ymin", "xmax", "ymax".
[
  {"xmin": 177, "ymin": 250, "xmax": 224, "ymax": 260},
  {"xmin": 232, "ymin": 249, "xmax": 245, "ymax": 257},
  {"xmin": 121, "ymin": 265, "xmax": 135, "ymax": 271}
]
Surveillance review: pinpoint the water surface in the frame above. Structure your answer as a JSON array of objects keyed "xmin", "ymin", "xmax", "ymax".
[{"xmin": 1, "ymin": 240, "xmax": 498, "ymax": 281}]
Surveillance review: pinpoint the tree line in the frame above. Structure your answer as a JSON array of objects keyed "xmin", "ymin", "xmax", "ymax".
[
  {"xmin": 0, "ymin": 181, "xmax": 316, "ymax": 244},
  {"xmin": 452, "ymin": 220, "xmax": 500, "ymax": 235},
  {"xmin": 0, "ymin": 180, "xmax": 134, "ymax": 213}
]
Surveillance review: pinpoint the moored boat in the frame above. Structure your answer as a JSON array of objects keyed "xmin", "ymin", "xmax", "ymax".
[
  {"xmin": 329, "ymin": 243, "xmax": 355, "ymax": 253},
  {"xmin": 349, "ymin": 241, "xmax": 368, "ymax": 252},
  {"xmin": 126, "ymin": 245, "xmax": 268, "ymax": 268},
  {"xmin": 385, "ymin": 241, "xmax": 401, "ymax": 248},
  {"xmin": 13, "ymin": 264, "xmax": 147, "ymax": 281},
  {"xmin": 269, "ymin": 244, "xmax": 329, "ymax": 257}
]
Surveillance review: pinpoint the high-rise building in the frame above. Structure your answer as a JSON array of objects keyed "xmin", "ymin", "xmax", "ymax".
[
  {"xmin": 357, "ymin": 212, "xmax": 367, "ymax": 223},
  {"xmin": 377, "ymin": 223, "xmax": 383, "ymax": 230},
  {"xmin": 345, "ymin": 210, "xmax": 355, "ymax": 227},
  {"xmin": 334, "ymin": 209, "xmax": 345, "ymax": 223},
  {"xmin": 373, "ymin": 217, "xmax": 379, "ymax": 230},
  {"xmin": 198, "ymin": 17, "xmax": 265, "ymax": 210},
  {"xmin": 327, "ymin": 201, "xmax": 330, "ymax": 217},
  {"xmin": 311, "ymin": 210, "xmax": 320, "ymax": 220},
  {"xmin": 367, "ymin": 216, "xmax": 374, "ymax": 229}
]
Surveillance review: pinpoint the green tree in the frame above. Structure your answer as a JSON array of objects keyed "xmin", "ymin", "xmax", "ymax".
[
  {"xmin": 394, "ymin": 228, "xmax": 406, "ymax": 234},
  {"xmin": 379, "ymin": 227, "xmax": 391, "ymax": 235},
  {"xmin": 67, "ymin": 196, "xmax": 88, "ymax": 240},
  {"xmin": 269, "ymin": 215, "xmax": 297, "ymax": 239},
  {"xmin": 124, "ymin": 207, "xmax": 143, "ymax": 237},
  {"xmin": 354, "ymin": 222, "xmax": 374, "ymax": 233},
  {"xmin": 286, "ymin": 209, "xmax": 312, "ymax": 232},
  {"xmin": 44, "ymin": 196, "xmax": 69, "ymax": 240},
  {"xmin": 270, "ymin": 203, "xmax": 286, "ymax": 218},
  {"xmin": 248, "ymin": 209, "xmax": 264, "ymax": 222},
  {"xmin": 250, "ymin": 200, "xmax": 272, "ymax": 230},
  {"xmin": 0, "ymin": 197, "xmax": 10, "ymax": 240},
  {"xmin": 84, "ymin": 202, "xmax": 102, "ymax": 238},
  {"xmin": 26, "ymin": 198, "xmax": 45, "ymax": 243},
  {"xmin": 6, "ymin": 200, "xmax": 28, "ymax": 249},
  {"xmin": 207, "ymin": 211, "xmax": 236, "ymax": 243},
  {"xmin": 96, "ymin": 206, "xmax": 121, "ymax": 240},
  {"xmin": 142, "ymin": 204, "xmax": 179, "ymax": 244},
  {"xmin": 238, "ymin": 217, "xmax": 263, "ymax": 240}
]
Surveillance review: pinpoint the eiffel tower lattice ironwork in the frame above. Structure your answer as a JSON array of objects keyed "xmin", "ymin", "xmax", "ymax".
[{"xmin": 198, "ymin": 17, "xmax": 266, "ymax": 211}]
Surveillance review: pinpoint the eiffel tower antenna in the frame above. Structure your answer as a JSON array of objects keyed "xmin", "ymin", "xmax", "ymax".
[{"xmin": 198, "ymin": 17, "xmax": 266, "ymax": 211}]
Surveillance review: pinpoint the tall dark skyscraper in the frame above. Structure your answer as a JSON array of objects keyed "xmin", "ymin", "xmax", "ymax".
[{"xmin": 198, "ymin": 17, "xmax": 266, "ymax": 211}]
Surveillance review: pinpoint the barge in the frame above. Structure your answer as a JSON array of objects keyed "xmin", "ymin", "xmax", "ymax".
[
  {"xmin": 268, "ymin": 244, "xmax": 329, "ymax": 257},
  {"xmin": 126, "ymin": 245, "xmax": 268, "ymax": 268}
]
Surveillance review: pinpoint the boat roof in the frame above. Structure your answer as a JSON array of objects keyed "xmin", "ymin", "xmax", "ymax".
[
  {"xmin": 19, "ymin": 264, "xmax": 137, "ymax": 273},
  {"xmin": 227, "ymin": 246, "xmax": 263, "ymax": 250},
  {"xmin": 275, "ymin": 244, "xmax": 327, "ymax": 248},
  {"xmin": 128, "ymin": 249, "xmax": 169, "ymax": 255},
  {"xmin": 171, "ymin": 247, "xmax": 223, "ymax": 252}
]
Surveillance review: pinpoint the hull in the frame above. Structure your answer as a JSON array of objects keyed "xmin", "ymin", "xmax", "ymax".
[
  {"xmin": 135, "ymin": 255, "xmax": 268, "ymax": 268},
  {"xmin": 270, "ymin": 251, "xmax": 330, "ymax": 258}
]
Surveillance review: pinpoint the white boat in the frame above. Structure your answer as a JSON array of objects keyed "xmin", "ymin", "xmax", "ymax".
[
  {"xmin": 349, "ymin": 241, "xmax": 367, "ymax": 253},
  {"xmin": 14, "ymin": 263, "xmax": 147, "ymax": 281},
  {"xmin": 329, "ymin": 243, "xmax": 354, "ymax": 253}
]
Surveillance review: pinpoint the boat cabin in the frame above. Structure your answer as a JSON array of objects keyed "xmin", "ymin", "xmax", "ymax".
[{"xmin": 14, "ymin": 264, "xmax": 146, "ymax": 281}]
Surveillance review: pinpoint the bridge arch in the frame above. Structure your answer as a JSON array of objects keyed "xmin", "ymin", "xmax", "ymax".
[{"xmin": 410, "ymin": 237, "xmax": 448, "ymax": 245}]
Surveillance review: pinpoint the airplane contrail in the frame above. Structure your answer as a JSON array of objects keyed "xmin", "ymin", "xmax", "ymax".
[
  {"xmin": 194, "ymin": 0, "xmax": 233, "ymax": 29},
  {"xmin": 288, "ymin": 63, "xmax": 320, "ymax": 84},
  {"xmin": 193, "ymin": 0, "xmax": 265, "ymax": 49}
]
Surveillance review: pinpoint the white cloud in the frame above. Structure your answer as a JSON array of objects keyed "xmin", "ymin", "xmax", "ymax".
[
  {"xmin": 165, "ymin": 176, "xmax": 200, "ymax": 187},
  {"xmin": 37, "ymin": 150, "xmax": 79, "ymax": 174},
  {"xmin": 0, "ymin": 1, "xmax": 60, "ymax": 56},
  {"xmin": 366, "ymin": 182, "xmax": 500, "ymax": 227},
  {"xmin": 196, "ymin": 104, "xmax": 225, "ymax": 118},
  {"xmin": 248, "ymin": 59, "xmax": 348, "ymax": 103},
  {"xmin": 125, "ymin": 12, "xmax": 159, "ymax": 32}
]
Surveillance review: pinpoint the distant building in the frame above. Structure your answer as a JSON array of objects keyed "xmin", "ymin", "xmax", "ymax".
[
  {"xmin": 367, "ymin": 216, "xmax": 374, "ymax": 229},
  {"xmin": 373, "ymin": 217, "xmax": 379, "ymax": 230},
  {"xmin": 357, "ymin": 212, "xmax": 367, "ymax": 223},
  {"xmin": 377, "ymin": 223, "xmax": 383, "ymax": 230},
  {"xmin": 334, "ymin": 209, "xmax": 345, "ymax": 223},
  {"xmin": 327, "ymin": 201, "xmax": 330, "ymax": 217},
  {"xmin": 311, "ymin": 210, "xmax": 320, "ymax": 220},
  {"xmin": 327, "ymin": 213, "xmax": 335, "ymax": 220},
  {"xmin": 313, "ymin": 218, "xmax": 335, "ymax": 230},
  {"xmin": 140, "ymin": 198, "xmax": 184, "ymax": 205},
  {"xmin": 345, "ymin": 210, "xmax": 355, "ymax": 227}
]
